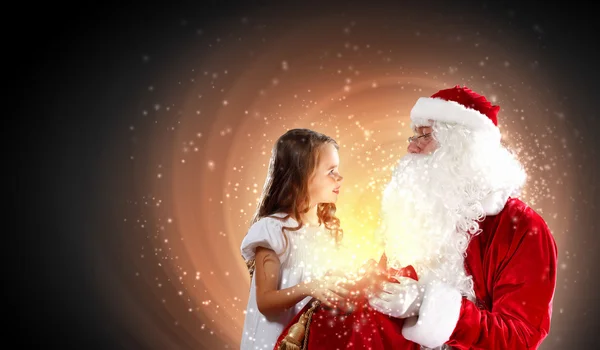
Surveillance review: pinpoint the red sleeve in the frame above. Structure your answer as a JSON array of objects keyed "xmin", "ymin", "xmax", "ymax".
[{"xmin": 447, "ymin": 209, "xmax": 558, "ymax": 349}]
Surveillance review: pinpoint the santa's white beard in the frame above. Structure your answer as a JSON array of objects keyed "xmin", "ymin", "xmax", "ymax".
[{"xmin": 379, "ymin": 127, "xmax": 526, "ymax": 299}]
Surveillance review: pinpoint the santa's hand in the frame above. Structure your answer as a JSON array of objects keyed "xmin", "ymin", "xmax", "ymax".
[{"xmin": 367, "ymin": 276, "xmax": 423, "ymax": 318}]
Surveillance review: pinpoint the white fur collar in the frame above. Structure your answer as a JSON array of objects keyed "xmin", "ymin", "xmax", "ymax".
[{"xmin": 481, "ymin": 190, "xmax": 510, "ymax": 216}]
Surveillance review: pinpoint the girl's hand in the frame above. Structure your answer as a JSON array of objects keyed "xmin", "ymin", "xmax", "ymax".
[
  {"xmin": 302, "ymin": 275, "xmax": 351, "ymax": 310},
  {"xmin": 343, "ymin": 259, "xmax": 389, "ymax": 298},
  {"xmin": 321, "ymin": 260, "xmax": 384, "ymax": 300}
]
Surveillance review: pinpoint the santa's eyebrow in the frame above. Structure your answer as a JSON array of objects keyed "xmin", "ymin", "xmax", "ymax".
[{"xmin": 414, "ymin": 128, "xmax": 432, "ymax": 135}]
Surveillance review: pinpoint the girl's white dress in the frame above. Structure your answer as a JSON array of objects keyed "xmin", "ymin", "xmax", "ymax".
[{"xmin": 239, "ymin": 213, "xmax": 340, "ymax": 350}]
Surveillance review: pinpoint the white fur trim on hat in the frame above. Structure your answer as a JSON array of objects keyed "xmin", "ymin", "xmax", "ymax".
[
  {"xmin": 402, "ymin": 281, "xmax": 462, "ymax": 348},
  {"xmin": 410, "ymin": 97, "xmax": 499, "ymax": 135}
]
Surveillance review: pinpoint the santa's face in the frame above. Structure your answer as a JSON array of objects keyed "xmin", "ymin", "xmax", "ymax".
[{"xmin": 407, "ymin": 125, "xmax": 438, "ymax": 155}]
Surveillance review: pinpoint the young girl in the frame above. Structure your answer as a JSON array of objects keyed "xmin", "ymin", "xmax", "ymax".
[{"xmin": 240, "ymin": 128, "xmax": 349, "ymax": 349}]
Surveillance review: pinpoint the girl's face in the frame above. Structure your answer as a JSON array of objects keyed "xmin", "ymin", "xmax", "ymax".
[{"xmin": 308, "ymin": 143, "xmax": 344, "ymax": 206}]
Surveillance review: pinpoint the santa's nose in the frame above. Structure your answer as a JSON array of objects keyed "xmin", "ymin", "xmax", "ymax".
[{"xmin": 407, "ymin": 142, "xmax": 421, "ymax": 154}]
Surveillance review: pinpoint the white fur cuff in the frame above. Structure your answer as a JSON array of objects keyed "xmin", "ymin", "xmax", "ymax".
[
  {"xmin": 402, "ymin": 281, "xmax": 462, "ymax": 348},
  {"xmin": 410, "ymin": 97, "xmax": 499, "ymax": 134}
]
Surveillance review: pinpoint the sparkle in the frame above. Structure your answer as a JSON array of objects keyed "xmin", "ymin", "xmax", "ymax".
[{"xmin": 128, "ymin": 14, "xmax": 574, "ymax": 347}]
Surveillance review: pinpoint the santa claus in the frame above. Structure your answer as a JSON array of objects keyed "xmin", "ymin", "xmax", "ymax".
[
  {"xmin": 369, "ymin": 85, "xmax": 558, "ymax": 349},
  {"xmin": 275, "ymin": 85, "xmax": 558, "ymax": 350}
]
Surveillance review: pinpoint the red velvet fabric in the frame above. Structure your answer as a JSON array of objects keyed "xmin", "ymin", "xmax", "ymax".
[
  {"xmin": 274, "ymin": 263, "xmax": 420, "ymax": 350},
  {"xmin": 446, "ymin": 197, "xmax": 558, "ymax": 349},
  {"xmin": 431, "ymin": 85, "xmax": 500, "ymax": 126}
]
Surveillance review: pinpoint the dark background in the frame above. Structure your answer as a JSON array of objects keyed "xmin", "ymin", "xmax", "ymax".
[{"xmin": 14, "ymin": 0, "xmax": 600, "ymax": 348}]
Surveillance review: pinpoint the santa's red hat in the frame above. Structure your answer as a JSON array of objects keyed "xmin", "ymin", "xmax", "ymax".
[{"xmin": 410, "ymin": 85, "xmax": 500, "ymax": 136}]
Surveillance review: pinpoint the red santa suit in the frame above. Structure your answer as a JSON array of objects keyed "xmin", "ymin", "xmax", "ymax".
[
  {"xmin": 403, "ymin": 196, "xmax": 558, "ymax": 349},
  {"xmin": 401, "ymin": 85, "xmax": 559, "ymax": 349}
]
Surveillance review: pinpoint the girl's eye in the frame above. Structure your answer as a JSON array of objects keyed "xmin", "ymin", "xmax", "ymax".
[{"xmin": 329, "ymin": 169, "xmax": 335, "ymax": 175}]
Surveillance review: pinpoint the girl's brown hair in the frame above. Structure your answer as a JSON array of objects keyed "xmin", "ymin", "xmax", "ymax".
[{"xmin": 245, "ymin": 128, "xmax": 343, "ymax": 277}]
